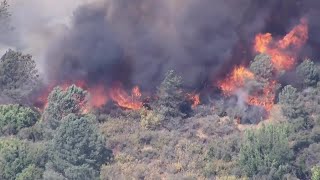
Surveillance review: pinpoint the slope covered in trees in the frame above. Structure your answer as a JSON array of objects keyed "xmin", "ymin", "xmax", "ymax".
[
  {"xmin": 1, "ymin": 53, "xmax": 320, "ymax": 179},
  {"xmin": 2, "ymin": 1, "xmax": 320, "ymax": 180}
]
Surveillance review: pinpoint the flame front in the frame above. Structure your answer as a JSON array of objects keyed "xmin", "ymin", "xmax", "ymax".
[
  {"xmin": 247, "ymin": 81, "xmax": 277, "ymax": 111},
  {"xmin": 187, "ymin": 93, "xmax": 200, "ymax": 108},
  {"xmin": 109, "ymin": 85, "xmax": 143, "ymax": 110},
  {"xmin": 35, "ymin": 80, "xmax": 143, "ymax": 111},
  {"xmin": 218, "ymin": 66, "xmax": 255, "ymax": 95},
  {"xmin": 254, "ymin": 19, "xmax": 308, "ymax": 71},
  {"xmin": 218, "ymin": 66, "xmax": 277, "ymax": 113},
  {"xmin": 88, "ymin": 85, "xmax": 109, "ymax": 108}
]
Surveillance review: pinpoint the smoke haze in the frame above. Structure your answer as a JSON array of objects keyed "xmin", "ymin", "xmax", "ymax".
[{"xmin": 3, "ymin": 0, "xmax": 320, "ymax": 91}]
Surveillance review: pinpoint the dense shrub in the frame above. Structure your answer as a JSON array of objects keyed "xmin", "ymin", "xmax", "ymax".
[
  {"xmin": 140, "ymin": 108, "xmax": 164, "ymax": 129},
  {"xmin": 42, "ymin": 85, "xmax": 88, "ymax": 139},
  {"xmin": 250, "ymin": 53, "xmax": 274, "ymax": 82},
  {"xmin": 156, "ymin": 70, "xmax": 186, "ymax": 119},
  {"xmin": 0, "ymin": 50, "xmax": 39, "ymax": 102},
  {"xmin": 296, "ymin": 59, "xmax": 320, "ymax": 87},
  {"xmin": 48, "ymin": 114, "xmax": 112, "ymax": 179},
  {"xmin": 0, "ymin": 138, "xmax": 46, "ymax": 180},
  {"xmin": 0, "ymin": 104, "xmax": 39, "ymax": 135},
  {"xmin": 239, "ymin": 124, "xmax": 293, "ymax": 178}
]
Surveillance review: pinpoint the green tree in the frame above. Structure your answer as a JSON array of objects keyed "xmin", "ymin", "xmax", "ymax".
[
  {"xmin": 279, "ymin": 85, "xmax": 306, "ymax": 120},
  {"xmin": 0, "ymin": 104, "xmax": 39, "ymax": 135},
  {"xmin": 295, "ymin": 143, "xmax": 320, "ymax": 179},
  {"xmin": 0, "ymin": 139, "xmax": 46, "ymax": 180},
  {"xmin": 0, "ymin": 139, "xmax": 30, "ymax": 179},
  {"xmin": 239, "ymin": 124, "xmax": 293, "ymax": 178},
  {"xmin": 140, "ymin": 108, "xmax": 164, "ymax": 129},
  {"xmin": 0, "ymin": 50, "xmax": 39, "ymax": 101},
  {"xmin": 296, "ymin": 59, "xmax": 319, "ymax": 87},
  {"xmin": 42, "ymin": 85, "xmax": 88, "ymax": 131},
  {"xmin": 249, "ymin": 53, "xmax": 274, "ymax": 82},
  {"xmin": 16, "ymin": 164, "xmax": 43, "ymax": 180},
  {"xmin": 156, "ymin": 70, "xmax": 185, "ymax": 119},
  {"xmin": 312, "ymin": 166, "xmax": 320, "ymax": 180},
  {"xmin": 48, "ymin": 114, "xmax": 112, "ymax": 179}
]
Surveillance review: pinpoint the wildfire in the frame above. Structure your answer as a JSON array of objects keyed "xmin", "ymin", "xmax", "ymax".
[
  {"xmin": 218, "ymin": 66, "xmax": 277, "ymax": 113},
  {"xmin": 109, "ymin": 85, "xmax": 143, "ymax": 110},
  {"xmin": 218, "ymin": 66, "xmax": 254, "ymax": 95},
  {"xmin": 34, "ymin": 80, "xmax": 144, "ymax": 111},
  {"xmin": 132, "ymin": 86, "xmax": 142, "ymax": 98},
  {"xmin": 247, "ymin": 81, "xmax": 277, "ymax": 111},
  {"xmin": 254, "ymin": 19, "xmax": 308, "ymax": 71},
  {"xmin": 187, "ymin": 93, "xmax": 201, "ymax": 108},
  {"xmin": 88, "ymin": 85, "xmax": 109, "ymax": 108}
]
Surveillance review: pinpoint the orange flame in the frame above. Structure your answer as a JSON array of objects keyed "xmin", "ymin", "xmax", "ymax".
[
  {"xmin": 247, "ymin": 81, "xmax": 277, "ymax": 111},
  {"xmin": 109, "ymin": 85, "xmax": 143, "ymax": 110},
  {"xmin": 218, "ymin": 66, "xmax": 254, "ymax": 95},
  {"xmin": 218, "ymin": 66, "xmax": 277, "ymax": 113},
  {"xmin": 187, "ymin": 93, "xmax": 200, "ymax": 108},
  {"xmin": 88, "ymin": 85, "xmax": 109, "ymax": 108},
  {"xmin": 34, "ymin": 80, "xmax": 144, "ymax": 111},
  {"xmin": 254, "ymin": 19, "xmax": 308, "ymax": 71},
  {"xmin": 132, "ymin": 86, "xmax": 142, "ymax": 98}
]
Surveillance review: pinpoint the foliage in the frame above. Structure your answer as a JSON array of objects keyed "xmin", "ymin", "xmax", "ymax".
[
  {"xmin": 140, "ymin": 108, "xmax": 164, "ymax": 129},
  {"xmin": 239, "ymin": 124, "xmax": 293, "ymax": 178},
  {"xmin": 43, "ymin": 166, "xmax": 66, "ymax": 180},
  {"xmin": 48, "ymin": 114, "xmax": 112, "ymax": 179},
  {"xmin": 296, "ymin": 143, "xmax": 320, "ymax": 179},
  {"xmin": 0, "ymin": 50, "xmax": 39, "ymax": 101},
  {"xmin": 0, "ymin": 138, "xmax": 46, "ymax": 180},
  {"xmin": 42, "ymin": 85, "xmax": 88, "ymax": 131},
  {"xmin": 279, "ymin": 85, "xmax": 306, "ymax": 120},
  {"xmin": 312, "ymin": 166, "xmax": 320, "ymax": 180},
  {"xmin": 250, "ymin": 54, "xmax": 274, "ymax": 82},
  {"xmin": 0, "ymin": 139, "xmax": 30, "ymax": 179},
  {"xmin": 0, "ymin": 104, "xmax": 39, "ymax": 135},
  {"xmin": 296, "ymin": 59, "xmax": 320, "ymax": 87},
  {"xmin": 156, "ymin": 70, "xmax": 185, "ymax": 119},
  {"xmin": 207, "ymin": 135, "xmax": 240, "ymax": 162},
  {"xmin": 16, "ymin": 164, "xmax": 43, "ymax": 180}
]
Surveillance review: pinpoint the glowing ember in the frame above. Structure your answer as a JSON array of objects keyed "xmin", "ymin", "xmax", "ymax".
[
  {"xmin": 132, "ymin": 86, "xmax": 142, "ymax": 98},
  {"xmin": 218, "ymin": 66, "xmax": 254, "ymax": 95},
  {"xmin": 254, "ymin": 19, "xmax": 308, "ymax": 71},
  {"xmin": 247, "ymin": 81, "xmax": 277, "ymax": 112},
  {"xmin": 88, "ymin": 85, "xmax": 109, "ymax": 108},
  {"xmin": 34, "ymin": 80, "xmax": 144, "ymax": 111},
  {"xmin": 187, "ymin": 93, "xmax": 201, "ymax": 108},
  {"xmin": 109, "ymin": 85, "xmax": 143, "ymax": 110},
  {"xmin": 254, "ymin": 33, "xmax": 272, "ymax": 53}
]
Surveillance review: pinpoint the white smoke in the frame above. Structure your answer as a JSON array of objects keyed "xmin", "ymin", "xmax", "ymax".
[{"xmin": 0, "ymin": 0, "xmax": 97, "ymax": 74}]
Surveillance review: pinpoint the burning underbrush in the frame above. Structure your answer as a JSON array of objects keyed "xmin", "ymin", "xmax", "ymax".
[
  {"xmin": 32, "ymin": 18, "xmax": 309, "ymax": 125},
  {"xmin": 215, "ymin": 19, "xmax": 308, "ymax": 123}
]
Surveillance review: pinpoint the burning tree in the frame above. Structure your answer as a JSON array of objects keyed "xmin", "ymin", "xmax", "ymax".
[
  {"xmin": 42, "ymin": 85, "xmax": 88, "ymax": 138},
  {"xmin": 249, "ymin": 54, "xmax": 274, "ymax": 82},
  {"xmin": 254, "ymin": 19, "xmax": 308, "ymax": 71}
]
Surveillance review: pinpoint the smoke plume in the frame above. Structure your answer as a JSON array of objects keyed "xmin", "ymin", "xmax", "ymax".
[
  {"xmin": 44, "ymin": 0, "xmax": 272, "ymax": 90},
  {"xmin": 5, "ymin": 0, "xmax": 320, "ymax": 92}
]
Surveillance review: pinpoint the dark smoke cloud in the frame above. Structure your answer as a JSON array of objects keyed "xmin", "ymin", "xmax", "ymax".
[{"xmin": 45, "ymin": 0, "xmax": 320, "ymax": 91}]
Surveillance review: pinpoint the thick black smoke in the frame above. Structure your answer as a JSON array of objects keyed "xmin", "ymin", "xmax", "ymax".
[{"xmin": 45, "ymin": 0, "xmax": 320, "ymax": 91}]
